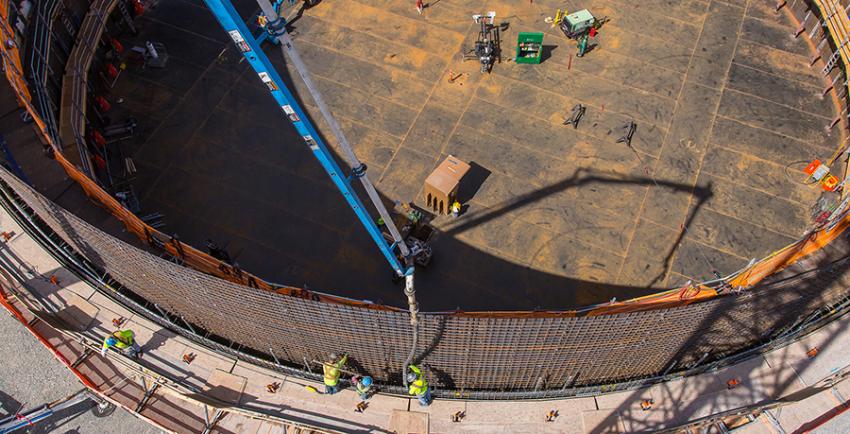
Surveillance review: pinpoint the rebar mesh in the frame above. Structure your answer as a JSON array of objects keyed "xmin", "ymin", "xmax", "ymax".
[{"xmin": 3, "ymin": 167, "xmax": 849, "ymax": 393}]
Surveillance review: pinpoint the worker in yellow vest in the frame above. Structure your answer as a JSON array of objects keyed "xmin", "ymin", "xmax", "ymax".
[
  {"xmin": 406, "ymin": 364, "xmax": 432, "ymax": 406},
  {"xmin": 351, "ymin": 375, "xmax": 373, "ymax": 401},
  {"xmin": 450, "ymin": 200, "xmax": 461, "ymax": 218},
  {"xmin": 323, "ymin": 353, "xmax": 348, "ymax": 394},
  {"xmin": 101, "ymin": 329, "xmax": 141, "ymax": 358}
]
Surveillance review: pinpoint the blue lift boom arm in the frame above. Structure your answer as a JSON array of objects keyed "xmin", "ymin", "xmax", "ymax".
[{"xmin": 200, "ymin": 0, "xmax": 412, "ymax": 277}]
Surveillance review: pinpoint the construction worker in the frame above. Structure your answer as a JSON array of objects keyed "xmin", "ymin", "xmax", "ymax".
[
  {"xmin": 406, "ymin": 364, "xmax": 432, "ymax": 406},
  {"xmin": 450, "ymin": 199, "xmax": 461, "ymax": 218},
  {"xmin": 352, "ymin": 375, "xmax": 374, "ymax": 401},
  {"xmin": 415, "ymin": 0, "xmax": 424, "ymax": 14},
  {"xmin": 577, "ymin": 31, "xmax": 589, "ymax": 57},
  {"xmin": 323, "ymin": 353, "xmax": 348, "ymax": 394},
  {"xmin": 101, "ymin": 329, "xmax": 141, "ymax": 358}
]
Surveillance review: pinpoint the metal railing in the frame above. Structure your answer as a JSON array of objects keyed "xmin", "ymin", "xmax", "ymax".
[
  {"xmin": 60, "ymin": 0, "xmax": 123, "ymax": 181},
  {"xmin": 26, "ymin": 0, "xmax": 64, "ymax": 147}
]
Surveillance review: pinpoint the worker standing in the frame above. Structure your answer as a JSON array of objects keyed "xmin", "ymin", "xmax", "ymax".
[
  {"xmin": 450, "ymin": 199, "xmax": 461, "ymax": 218},
  {"xmin": 578, "ymin": 26, "xmax": 598, "ymax": 58},
  {"xmin": 415, "ymin": 0, "xmax": 423, "ymax": 14},
  {"xmin": 577, "ymin": 31, "xmax": 589, "ymax": 57},
  {"xmin": 352, "ymin": 375, "xmax": 374, "ymax": 401},
  {"xmin": 101, "ymin": 329, "xmax": 141, "ymax": 358},
  {"xmin": 323, "ymin": 353, "xmax": 348, "ymax": 395},
  {"xmin": 406, "ymin": 365, "xmax": 432, "ymax": 406}
]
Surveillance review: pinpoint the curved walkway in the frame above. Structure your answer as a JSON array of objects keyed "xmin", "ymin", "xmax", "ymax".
[
  {"xmin": 0, "ymin": 177, "xmax": 848, "ymax": 433},
  {"xmin": 58, "ymin": 0, "xmax": 118, "ymax": 176}
]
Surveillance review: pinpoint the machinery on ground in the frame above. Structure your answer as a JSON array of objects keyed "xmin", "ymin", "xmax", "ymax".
[
  {"xmin": 559, "ymin": 9, "xmax": 595, "ymax": 39},
  {"xmin": 559, "ymin": 9, "xmax": 599, "ymax": 57},
  {"xmin": 463, "ymin": 12, "xmax": 500, "ymax": 73}
]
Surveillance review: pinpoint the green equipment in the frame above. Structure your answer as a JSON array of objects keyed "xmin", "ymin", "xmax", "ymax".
[
  {"xmin": 515, "ymin": 32, "xmax": 544, "ymax": 64},
  {"xmin": 560, "ymin": 9, "xmax": 595, "ymax": 39},
  {"xmin": 577, "ymin": 32, "xmax": 589, "ymax": 57}
]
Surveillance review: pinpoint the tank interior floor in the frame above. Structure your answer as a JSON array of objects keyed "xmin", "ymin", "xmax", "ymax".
[{"xmin": 93, "ymin": 0, "xmax": 837, "ymax": 310}]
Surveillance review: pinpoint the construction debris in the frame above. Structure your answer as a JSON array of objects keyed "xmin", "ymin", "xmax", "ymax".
[
  {"xmin": 616, "ymin": 120, "xmax": 637, "ymax": 148},
  {"xmin": 266, "ymin": 382, "xmax": 280, "ymax": 393},
  {"xmin": 726, "ymin": 378, "xmax": 741, "ymax": 390},
  {"xmin": 447, "ymin": 70, "xmax": 467, "ymax": 84}
]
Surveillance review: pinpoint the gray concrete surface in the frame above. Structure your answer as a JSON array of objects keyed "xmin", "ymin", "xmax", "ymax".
[{"xmin": 0, "ymin": 310, "xmax": 162, "ymax": 434}]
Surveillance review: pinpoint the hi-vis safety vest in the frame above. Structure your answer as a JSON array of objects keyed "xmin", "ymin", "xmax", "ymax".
[
  {"xmin": 104, "ymin": 330, "xmax": 134, "ymax": 350},
  {"xmin": 407, "ymin": 365, "xmax": 428, "ymax": 396},
  {"xmin": 323, "ymin": 355, "xmax": 347, "ymax": 386}
]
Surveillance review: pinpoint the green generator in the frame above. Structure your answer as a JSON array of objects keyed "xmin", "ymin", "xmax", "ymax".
[{"xmin": 560, "ymin": 9, "xmax": 595, "ymax": 39}]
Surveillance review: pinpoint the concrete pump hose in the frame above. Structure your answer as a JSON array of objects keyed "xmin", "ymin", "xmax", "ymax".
[{"xmin": 402, "ymin": 273, "xmax": 418, "ymax": 388}]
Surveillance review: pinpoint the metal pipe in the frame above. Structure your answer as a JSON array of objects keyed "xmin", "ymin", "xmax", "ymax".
[{"xmin": 402, "ymin": 274, "xmax": 419, "ymax": 389}]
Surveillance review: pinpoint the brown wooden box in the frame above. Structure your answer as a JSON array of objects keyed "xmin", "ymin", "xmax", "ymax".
[{"xmin": 423, "ymin": 155, "xmax": 470, "ymax": 215}]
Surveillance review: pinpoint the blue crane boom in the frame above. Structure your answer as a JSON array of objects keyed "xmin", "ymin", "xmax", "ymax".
[
  {"xmin": 203, "ymin": 0, "xmax": 421, "ymax": 388},
  {"xmin": 200, "ymin": 0, "xmax": 413, "ymax": 278}
]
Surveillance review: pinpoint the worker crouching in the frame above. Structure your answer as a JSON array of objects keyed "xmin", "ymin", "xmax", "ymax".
[
  {"xmin": 352, "ymin": 375, "xmax": 374, "ymax": 401},
  {"xmin": 101, "ymin": 329, "xmax": 142, "ymax": 358},
  {"xmin": 323, "ymin": 353, "xmax": 348, "ymax": 394},
  {"xmin": 407, "ymin": 364, "xmax": 432, "ymax": 406}
]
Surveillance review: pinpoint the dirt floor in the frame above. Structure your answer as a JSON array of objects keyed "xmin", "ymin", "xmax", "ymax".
[{"xmin": 82, "ymin": 0, "xmax": 840, "ymax": 311}]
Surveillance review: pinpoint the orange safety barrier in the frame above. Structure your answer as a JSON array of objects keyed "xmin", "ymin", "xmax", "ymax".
[
  {"xmin": 0, "ymin": 0, "xmax": 31, "ymax": 104},
  {"xmin": 730, "ymin": 215, "xmax": 850, "ymax": 288}
]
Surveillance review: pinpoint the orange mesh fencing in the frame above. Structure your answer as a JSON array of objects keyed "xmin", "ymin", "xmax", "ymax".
[{"xmin": 0, "ymin": 0, "xmax": 31, "ymax": 104}]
